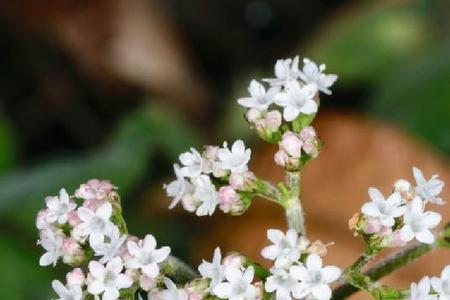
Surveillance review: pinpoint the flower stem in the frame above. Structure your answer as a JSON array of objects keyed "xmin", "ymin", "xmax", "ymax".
[
  {"xmin": 333, "ymin": 222, "xmax": 450, "ymax": 299},
  {"xmin": 284, "ymin": 172, "xmax": 306, "ymax": 235}
]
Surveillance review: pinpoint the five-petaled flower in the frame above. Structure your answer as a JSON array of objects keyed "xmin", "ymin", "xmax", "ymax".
[
  {"xmin": 198, "ymin": 247, "xmax": 226, "ymax": 290},
  {"xmin": 361, "ymin": 188, "xmax": 405, "ymax": 227},
  {"xmin": 237, "ymin": 80, "xmax": 280, "ymax": 111},
  {"xmin": 413, "ymin": 167, "xmax": 445, "ymax": 205},
  {"xmin": 213, "ymin": 266, "xmax": 258, "ymax": 300},
  {"xmin": 274, "ymin": 80, "xmax": 318, "ymax": 122}
]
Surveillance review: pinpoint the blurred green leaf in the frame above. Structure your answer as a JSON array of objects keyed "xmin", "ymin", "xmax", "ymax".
[
  {"xmin": 0, "ymin": 114, "xmax": 15, "ymax": 173},
  {"xmin": 0, "ymin": 235, "xmax": 53, "ymax": 300},
  {"xmin": 306, "ymin": 2, "xmax": 436, "ymax": 84},
  {"xmin": 0, "ymin": 103, "xmax": 201, "ymax": 230},
  {"xmin": 369, "ymin": 43, "xmax": 450, "ymax": 153}
]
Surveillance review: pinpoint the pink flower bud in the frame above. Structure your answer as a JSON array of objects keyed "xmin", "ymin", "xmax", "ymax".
[
  {"xmin": 140, "ymin": 274, "xmax": 156, "ymax": 291},
  {"xmin": 364, "ymin": 217, "xmax": 382, "ymax": 234},
  {"xmin": 222, "ymin": 253, "xmax": 245, "ymax": 269},
  {"xmin": 75, "ymin": 179, "xmax": 116, "ymax": 201},
  {"xmin": 82, "ymin": 199, "xmax": 104, "ymax": 211},
  {"xmin": 388, "ymin": 230, "xmax": 408, "ymax": 248},
  {"xmin": 280, "ymin": 132, "xmax": 302, "ymax": 158},
  {"xmin": 36, "ymin": 209, "xmax": 49, "ymax": 229},
  {"xmin": 63, "ymin": 238, "xmax": 82, "ymax": 256},
  {"xmin": 66, "ymin": 268, "xmax": 85, "ymax": 286},
  {"xmin": 274, "ymin": 150, "xmax": 288, "ymax": 167},
  {"xmin": 229, "ymin": 171, "xmax": 255, "ymax": 191},
  {"xmin": 246, "ymin": 108, "xmax": 263, "ymax": 124},
  {"xmin": 218, "ymin": 186, "xmax": 240, "ymax": 213},
  {"xmin": 68, "ymin": 211, "xmax": 82, "ymax": 227},
  {"xmin": 264, "ymin": 110, "xmax": 282, "ymax": 132},
  {"xmin": 299, "ymin": 126, "xmax": 316, "ymax": 142}
]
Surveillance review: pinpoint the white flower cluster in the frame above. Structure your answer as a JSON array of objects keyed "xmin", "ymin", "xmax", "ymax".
[
  {"xmin": 354, "ymin": 167, "xmax": 445, "ymax": 247},
  {"xmin": 237, "ymin": 56, "xmax": 337, "ymax": 142},
  {"xmin": 407, "ymin": 265, "xmax": 450, "ymax": 300},
  {"xmin": 36, "ymin": 180, "xmax": 173, "ymax": 300},
  {"xmin": 164, "ymin": 140, "xmax": 257, "ymax": 216},
  {"xmin": 262, "ymin": 229, "xmax": 341, "ymax": 300}
]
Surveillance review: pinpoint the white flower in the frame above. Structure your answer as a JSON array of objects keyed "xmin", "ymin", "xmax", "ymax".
[
  {"xmin": 299, "ymin": 58, "xmax": 338, "ymax": 95},
  {"xmin": 400, "ymin": 197, "xmax": 441, "ymax": 244},
  {"xmin": 38, "ymin": 229, "xmax": 65, "ymax": 267},
  {"xmin": 431, "ymin": 265, "xmax": 450, "ymax": 300},
  {"xmin": 87, "ymin": 257, "xmax": 133, "ymax": 300},
  {"xmin": 125, "ymin": 234, "xmax": 171, "ymax": 278},
  {"xmin": 261, "ymin": 228, "xmax": 309, "ymax": 268},
  {"xmin": 408, "ymin": 276, "xmax": 436, "ymax": 300},
  {"xmin": 361, "ymin": 188, "xmax": 406, "ymax": 227},
  {"xmin": 179, "ymin": 148, "xmax": 203, "ymax": 178},
  {"xmin": 413, "ymin": 167, "xmax": 445, "ymax": 205},
  {"xmin": 290, "ymin": 254, "xmax": 341, "ymax": 300},
  {"xmin": 265, "ymin": 267, "xmax": 302, "ymax": 300},
  {"xmin": 274, "ymin": 80, "xmax": 318, "ymax": 121},
  {"xmin": 263, "ymin": 56, "xmax": 301, "ymax": 87},
  {"xmin": 213, "ymin": 266, "xmax": 258, "ymax": 300},
  {"xmin": 45, "ymin": 189, "xmax": 77, "ymax": 225},
  {"xmin": 164, "ymin": 164, "xmax": 193, "ymax": 209},
  {"xmin": 52, "ymin": 280, "xmax": 83, "ymax": 300},
  {"xmin": 218, "ymin": 140, "xmax": 251, "ymax": 175},
  {"xmin": 93, "ymin": 227, "xmax": 127, "ymax": 264},
  {"xmin": 155, "ymin": 278, "xmax": 188, "ymax": 300},
  {"xmin": 74, "ymin": 202, "xmax": 115, "ymax": 246},
  {"xmin": 192, "ymin": 175, "xmax": 219, "ymax": 216},
  {"xmin": 237, "ymin": 80, "xmax": 280, "ymax": 111},
  {"xmin": 198, "ymin": 247, "xmax": 226, "ymax": 289}
]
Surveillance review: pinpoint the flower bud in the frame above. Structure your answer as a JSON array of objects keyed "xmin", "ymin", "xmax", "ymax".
[
  {"xmin": 218, "ymin": 186, "xmax": 240, "ymax": 213},
  {"xmin": 66, "ymin": 268, "xmax": 85, "ymax": 286},
  {"xmin": 245, "ymin": 108, "xmax": 264, "ymax": 124},
  {"xmin": 363, "ymin": 217, "xmax": 383, "ymax": 234},
  {"xmin": 181, "ymin": 194, "xmax": 200, "ymax": 213},
  {"xmin": 75, "ymin": 179, "xmax": 116, "ymax": 202},
  {"xmin": 229, "ymin": 171, "xmax": 256, "ymax": 191},
  {"xmin": 299, "ymin": 126, "xmax": 316, "ymax": 142},
  {"xmin": 68, "ymin": 211, "xmax": 82, "ymax": 227},
  {"xmin": 386, "ymin": 230, "xmax": 407, "ymax": 248},
  {"xmin": 140, "ymin": 274, "xmax": 157, "ymax": 291},
  {"xmin": 264, "ymin": 110, "xmax": 282, "ymax": 132},
  {"xmin": 184, "ymin": 279, "xmax": 209, "ymax": 299},
  {"xmin": 62, "ymin": 238, "xmax": 86, "ymax": 266},
  {"xmin": 222, "ymin": 252, "xmax": 246, "ymax": 269},
  {"xmin": 280, "ymin": 132, "xmax": 303, "ymax": 158}
]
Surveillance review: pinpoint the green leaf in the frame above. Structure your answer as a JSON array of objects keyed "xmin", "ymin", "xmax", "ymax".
[
  {"xmin": 369, "ymin": 43, "xmax": 450, "ymax": 153},
  {"xmin": 306, "ymin": 2, "xmax": 436, "ymax": 83}
]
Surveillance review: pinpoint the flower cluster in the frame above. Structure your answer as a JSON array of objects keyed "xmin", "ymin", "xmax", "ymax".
[
  {"xmin": 37, "ymin": 180, "xmax": 173, "ymax": 300},
  {"xmin": 350, "ymin": 167, "xmax": 445, "ymax": 251},
  {"xmin": 407, "ymin": 265, "xmax": 450, "ymax": 300},
  {"xmin": 274, "ymin": 127, "xmax": 321, "ymax": 171},
  {"xmin": 262, "ymin": 229, "xmax": 341, "ymax": 300},
  {"xmin": 237, "ymin": 56, "xmax": 337, "ymax": 144},
  {"xmin": 164, "ymin": 140, "xmax": 258, "ymax": 216}
]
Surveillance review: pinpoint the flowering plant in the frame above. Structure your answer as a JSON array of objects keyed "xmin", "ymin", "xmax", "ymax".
[{"xmin": 36, "ymin": 56, "xmax": 449, "ymax": 300}]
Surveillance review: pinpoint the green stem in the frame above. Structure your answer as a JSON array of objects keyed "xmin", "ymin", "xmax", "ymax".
[
  {"xmin": 284, "ymin": 172, "xmax": 305, "ymax": 235},
  {"xmin": 333, "ymin": 222, "xmax": 450, "ymax": 300},
  {"xmin": 254, "ymin": 178, "xmax": 283, "ymax": 204},
  {"xmin": 162, "ymin": 256, "xmax": 198, "ymax": 284}
]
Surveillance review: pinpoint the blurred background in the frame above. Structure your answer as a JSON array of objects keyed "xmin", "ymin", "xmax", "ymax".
[{"xmin": 0, "ymin": 0, "xmax": 449, "ymax": 299}]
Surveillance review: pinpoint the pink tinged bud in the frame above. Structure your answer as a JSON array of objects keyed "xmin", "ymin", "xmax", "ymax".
[
  {"xmin": 68, "ymin": 211, "xmax": 82, "ymax": 227},
  {"xmin": 218, "ymin": 186, "xmax": 240, "ymax": 213},
  {"xmin": 203, "ymin": 146, "xmax": 220, "ymax": 161},
  {"xmin": 66, "ymin": 268, "xmax": 85, "ymax": 286},
  {"xmin": 303, "ymin": 141, "xmax": 318, "ymax": 157},
  {"xmin": 36, "ymin": 209, "xmax": 49, "ymax": 229},
  {"xmin": 274, "ymin": 150, "xmax": 288, "ymax": 167},
  {"xmin": 82, "ymin": 199, "xmax": 104, "ymax": 211},
  {"xmin": 388, "ymin": 230, "xmax": 408, "ymax": 248},
  {"xmin": 364, "ymin": 218, "xmax": 382, "ymax": 234},
  {"xmin": 229, "ymin": 173, "xmax": 245, "ymax": 190},
  {"xmin": 280, "ymin": 132, "xmax": 302, "ymax": 158},
  {"xmin": 181, "ymin": 194, "xmax": 198, "ymax": 212},
  {"xmin": 140, "ymin": 274, "xmax": 157, "ymax": 291},
  {"xmin": 63, "ymin": 238, "xmax": 82, "ymax": 255},
  {"xmin": 187, "ymin": 291, "xmax": 203, "ymax": 300},
  {"xmin": 265, "ymin": 110, "xmax": 282, "ymax": 131},
  {"xmin": 222, "ymin": 253, "xmax": 245, "ymax": 269},
  {"xmin": 246, "ymin": 108, "xmax": 263, "ymax": 124},
  {"xmin": 299, "ymin": 126, "xmax": 316, "ymax": 142}
]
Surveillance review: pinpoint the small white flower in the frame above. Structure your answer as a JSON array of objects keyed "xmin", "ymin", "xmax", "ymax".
[
  {"xmin": 361, "ymin": 188, "xmax": 406, "ymax": 227},
  {"xmin": 265, "ymin": 267, "xmax": 302, "ymax": 300},
  {"xmin": 192, "ymin": 175, "xmax": 219, "ymax": 216},
  {"xmin": 198, "ymin": 247, "xmax": 226, "ymax": 289},
  {"xmin": 218, "ymin": 140, "xmax": 251, "ymax": 175},
  {"xmin": 290, "ymin": 254, "xmax": 341, "ymax": 300},
  {"xmin": 237, "ymin": 80, "xmax": 280, "ymax": 111},
  {"xmin": 213, "ymin": 266, "xmax": 258, "ymax": 300},
  {"xmin": 299, "ymin": 58, "xmax": 338, "ymax": 95},
  {"xmin": 400, "ymin": 197, "xmax": 441, "ymax": 244},
  {"xmin": 261, "ymin": 228, "xmax": 309, "ymax": 268},
  {"xmin": 179, "ymin": 148, "xmax": 203, "ymax": 178},
  {"xmin": 408, "ymin": 276, "xmax": 436, "ymax": 300},
  {"xmin": 87, "ymin": 257, "xmax": 133, "ymax": 300},
  {"xmin": 74, "ymin": 202, "xmax": 115, "ymax": 246},
  {"xmin": 125, "ymin": 234, "xmax": 171, "ymax": 278},
  {"xmin": 38, "ymin": 229, "xmax": 65, "ymax": 267},
  {"xmin": 45, "ymin": 189, "xmax": 77, "ymax": 225},
  {"xmin": 274, "ymin": 80, "xmax": 318, "ymax": 122},
  {"xmin": 264, "ymin": 56, "xmax": 301, "ymax": 87},
  {"xmin": 413, "ymin": 167, "xmax": 445, "ymax": 205},
  {"xmin": 164, "ymin": 164, "xmax": 193, "ymax": 209},
  {"xmin": 52, "ymin": 279, "xmax": 83, "ymax": 300},
  {"xmin": 156, "ymin": 278, "xmax": 189, "ymax": 300},
  {"xmin": 431, "ymin": 265, "xmax": 450, "ymax": 300},
  {"xmin": 93, "ymin": 227, "xmax": 127, "ymax": 264}
]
